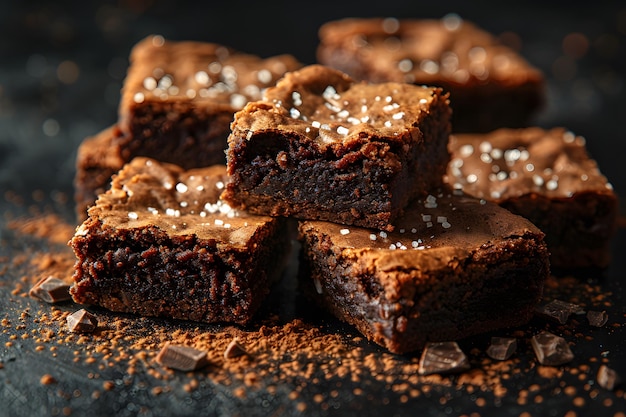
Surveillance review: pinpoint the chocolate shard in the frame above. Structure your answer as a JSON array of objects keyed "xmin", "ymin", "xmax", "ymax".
[
  {"xmin": 224, "ymin": 338, "xmax": 247, "ymax": 359},
  {"xmin": 597, "ymin": 364, "xmax": 620, "ymax": 390},
  {"xmin": 587, "ymin": 310, "xmax": 609, "ymax": 327},
  {"xmin": 67, "ymin": 309, "xmax": 98, "ymax": 333},
  {"xmin": 535, "ymin": 299, "xmax": 584, "ymax": 324},
  {"xmin": 418, "ymin": 341, "xmax": 470, "ymax": 376},
  {"xmin": 29, "ymin": 276, "xmax": 71, "ymax": 303},
  {"xmin": 486, "ymin": 337, "xmax": 517, "ymax": 361},
  {"xmin": 531, "ymin": 331, "xmax": 574, "ymax": 366},
  {"xmin": 156, "ymin": 343, "xmax": 208, "ymax": 371}
]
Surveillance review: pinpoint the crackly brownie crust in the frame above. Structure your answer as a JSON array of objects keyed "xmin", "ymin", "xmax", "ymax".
[
  {"xmin": 222, "ymin": 64, "xmax": 451, "ymax": 231},
  {"xmin": 317, "ymin": 17, "xmax": 545, "ymax": 133},
  {"xmin": 446, "ymin": 127, "xmax": 618, "ymax": 269},
  {"xmin": 298, "ymin": 190, "xmax": 549, "ymax": 354},
  {"xmin": 70, "ymin": 157, "xmax": 291, "ymax": 325}
]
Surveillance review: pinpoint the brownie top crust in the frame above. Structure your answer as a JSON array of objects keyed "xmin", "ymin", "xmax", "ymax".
[
  {"xmin": 317, "ymin": 16, "xmax": 543, "ymax": 88},
  {"xmin": 446, "ymin": 127, "xmax": 615, "ymax": 200},
  {"xmin": 120, "ymin": 35, "xmax": 302, "ymax": 111},
  {"xmin": 79, "ymin": 157, "xmax": 275, "ymax": 247},
  {"xmin": 231, "ymin": 64, "xmax": 448, "ymax": 150},
  {"xmin": 301, "ymin": 190, "xmax": 544, "ymax": 269}
]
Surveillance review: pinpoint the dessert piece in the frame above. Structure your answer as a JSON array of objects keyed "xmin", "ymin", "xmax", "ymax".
[
  {"xmin": 70, "ymin": 157, "xmax": 291, "ymax": 325},
  {"xmin": 74, "ymin": 35, "xmax": 301, "ymax": 219},
  {"xmin": 597, "ymin": 365, "xmax": 619, "ymax": 390},
  {"xmin": 223, "ymin": 64, "xmax": 451, "ymax": 231},
  {"xmin": 531, "ymin": 331, "xmax": 574, "ymax": 366},
  {"xmin": 66, "ymin": 309, "xmax": 98, "ymax": 333},
  {"xmin": 298, "ymin": 190, "xmax": 549, "ymax": 354},
  {"xmin": 119, "ymin": 35, "xmax": 301, "ymax": 160},
  {"xmin": 418, "ymin": 341, "xmax": 470, "ymax": 375},
  {"xmin": 486, "ymin": 337, "xmax": 517, "ymax": 361},
  {"xmin": 317, "ymin": 16, "xmax": 545, "ymax": 133},
  {"xmin": 446, "ymin": 127, "xmax": 618, "ymax": 269},
  {"xmin": 29, "ymin": 276, "xmax": 71, "ymax": 304},
  {"xmin": 587, "ymin": 310, "xmax": 609, "ymax": 327},
  {"xmin": 156, "ymin": 343, "xmax": 209, "ymax": 371},
  {"xmin": 535, "ymin": 299, "xmax": 584, "ymax": 324}
]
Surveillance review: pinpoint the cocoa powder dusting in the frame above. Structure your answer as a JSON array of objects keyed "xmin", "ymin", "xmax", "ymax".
[{"xmin": 0, "ymin": 211, "xmax": 624, "ymax": 416}]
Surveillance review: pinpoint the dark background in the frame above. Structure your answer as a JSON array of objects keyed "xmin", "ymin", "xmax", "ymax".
[{"xmin": 1, "ymin": 2, "xmax": 625, "ymax": 416}]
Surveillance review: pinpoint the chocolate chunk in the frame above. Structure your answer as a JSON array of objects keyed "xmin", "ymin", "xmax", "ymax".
[
  {"xmin": 531, "ymin": 331, "xmax": 574, "ymax": 366},
  {"xmin": 29, "ymin": 276, "xmax": 71, "ymax": 303},
  {"xmin": 587, "ymin": 310, "xmax": 609, "ymax": 327},
  {"xmin": 224, "ymin": 338, "xmax": 247, "ymax": 359},
  {"xmin": 486, "ymin": 337, "xmax": 517, "ymax": 361},
  {"xmin": 597, "ymin": 364, "xmax": 619, "ymax": 390},
  {"xmin": 67, "ymin": 309, "xmax": 98, "ymax": 333},
  {"xmin": 418, "ymin": 341, "xmax": 470, "ymax": 375},
  {"xmin": 535, "ymin": 299, "xmax": 584, "ymax": 324},
  {"xmin": 156, "ymin": 343, "xmax": 208, "ymax": 371}
]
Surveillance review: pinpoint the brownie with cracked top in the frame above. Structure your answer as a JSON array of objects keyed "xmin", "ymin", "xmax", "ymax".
[
  {"xmin": 298, "ymin": 190, "xmax": 549, "ymax": 354},
  {"xmin": 70, "ymin": 157, "xmax": 291, "ymax": 325},
  {"xmin": 317, "ymin": 16, "xmax": 545, "ymax": 133},
  {"xmin": 222, "ymin": 64, "xmax": 451, "ymax": 232},
  {"xmin": 446, "ymin": 127, "xmax": 618, "ymax": 269}
]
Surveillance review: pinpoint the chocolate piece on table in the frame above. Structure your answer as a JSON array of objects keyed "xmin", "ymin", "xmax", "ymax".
[
  {"xmin": 70, "ymin": 158, "xmax": 291, "ymax": 325},
  {"xmin": 29, "ymin": 276, "xmax": 71, "ymax": 304},
  {"xmin": 597, "ymin": 364, "xmax": 619, "ymax": 390},
  {"xmin": 67, "ymin": 309, "xmax": 98, "ymax": 333},
  {"xmin": 447, "ymin": 127, "xmax": 618, "ymax": 270},
  {"xmin": 317, "ymin": 16, "xmax": 545, "ymax": 133},
  {"xmin": 531, "ymin": 331, "xmax": 574, "ymax": 366},
  {"xmin": 587, "ymin": 310, "xmax": 609, "ymax": 327},
  {"xmin": 535, "ymin": 299, "xmax": 584, "ymax": 324},
  {"xmin": 223, "ymin": 338, "xmax": 248, "ymax": 359},
  {"xmin": 418, "ymin": 341, "xmax": 470, "ymax": 376},
  {"xmin": 223, "ymin": 64, "xmax": 452, "ymax": 232},
  {"xmin": 486, "ymin": 337, "xmax": 517, "ymax": 361},
  {"xmin": 299, "ymin": 190, "xmax": 548, "ymax": 354},
  {"xmin": 156, "ymin": 343, "xmax": 208, "ymax": 371},
  {"xmin": 74, "ymin": 35, "xmax": 301, "ymax": 219}
]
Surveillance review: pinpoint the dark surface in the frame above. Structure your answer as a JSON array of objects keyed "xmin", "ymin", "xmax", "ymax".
[{"xmin": 1, "ymin": 1, "xmax": 626, "ymax": 416}]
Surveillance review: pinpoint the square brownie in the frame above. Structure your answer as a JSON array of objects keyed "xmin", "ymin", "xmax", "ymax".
[
  {"xmin": 317, "ymin": 16, "xmax": 545, "ymax": 133},
  {"xmin": 298, "ymin": 190, "xmax": 549, "ymax": 354},
  {"xmin": 70, "ymin": 157, "xmax": 292, "ymax": 325},
  {"xmin": 446, "ymin": 127, "xmax": 619, "ymax": 269},
  {"xmin": 222, "ymin": 64, "xmax": 451, "ymax": 232},
  {"xmin": 73, "ymin": 35, "xmax": 301, "ymax": 220},
  {"xmin": 119, "ymin": 35, "xmax": 301, "ymax": 154}
]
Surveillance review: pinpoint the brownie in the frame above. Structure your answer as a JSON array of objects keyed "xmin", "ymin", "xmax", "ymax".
[
  {"xmin": 317, "ymin": 16, "xmax": 545, "ymax": 133},
  {"xmin": 446, "ymin": 127, "xmax": 618, "ymax": 269},
  {"xmin": 70, "ymin": 157, "xmax": 291, "ymax": 325},
  {"xmin": 222, "ymin": 64, "xmax": 451, "ymax": 231},
  {"xmin": 298, "ymin": 190, "xmax": 549, "ymax": 354},
  {"xmin": 73, "ymin": 125, "xmax": 127, "ymax": 219}
]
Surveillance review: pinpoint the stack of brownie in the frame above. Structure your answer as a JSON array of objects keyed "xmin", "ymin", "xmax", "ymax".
[
  {"xmin": 70, "ymin": 16, "xmax": 618, "ymax": 355},
  {"xmin": 71, "ymin": 35, "xmax": 302, "ymax": 325},
  {"xmin": 74, "ymin": 35, "xmax": 302, "ymax": 219}
]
